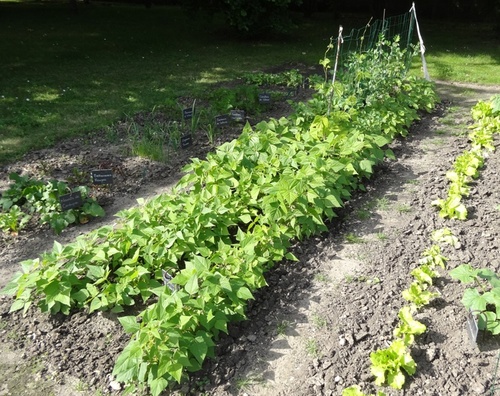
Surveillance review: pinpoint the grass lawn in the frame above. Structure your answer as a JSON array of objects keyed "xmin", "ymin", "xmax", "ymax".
[{"xmin": 1, "ymin": 2, "xmax": 499, "ymax": 165}]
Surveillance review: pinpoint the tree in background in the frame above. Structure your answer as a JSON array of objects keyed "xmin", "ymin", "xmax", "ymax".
[{"xmin": 184, "ymin": 0, "xmax": 302, "ymax": 35}]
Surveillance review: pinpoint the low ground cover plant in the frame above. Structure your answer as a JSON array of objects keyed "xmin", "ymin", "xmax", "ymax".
[
  {"xmin": 2, "ymin": 36, "xmax": 438, "ymax": 395},
  {"xmin": 0, "ymin": 173, "xmax": 104, "ymax": 235}
]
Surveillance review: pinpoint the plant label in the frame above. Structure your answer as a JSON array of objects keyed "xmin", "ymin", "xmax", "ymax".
[
  {"xmin": 230, "ymin": 110, "xmax": 245, "ymax": 123},
  {"xmin": 466, "ymin": 309, "xmax": 479, "ymax": 344},
  {"xmin": 162, "ymin": 270, "xmax": 179, "ymax": 292},
  {"xmin": 258, "ymin": 93, "xmax": 271, "ymax": 104},
  {"xmin": 59, "ymin": 191, "xmax": 83, "ymax": 211},
  {"xmin": 215, "ymin": 114, "xmax": 230, "ymax": 127},
  {"xmin": 181, "ymin": 133, "xmax": 193, "ymax": 149},
  {"xmin": 91, "ymin": 169, "xmax": 113, "ymax": 185},
  {"xmin": 183, "ymin": 107, "xmax": 193, "ymax": 120}
]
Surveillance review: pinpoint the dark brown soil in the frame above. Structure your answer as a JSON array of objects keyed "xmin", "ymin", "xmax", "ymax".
[{"xmin": 1, "ymin": 81, "xmax": 500, "ymax": 396}]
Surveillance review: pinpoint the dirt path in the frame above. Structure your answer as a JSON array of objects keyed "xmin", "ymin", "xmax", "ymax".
[{"xmin": 1, "ymin": 82, "xmax": 500, "ymax": 396}]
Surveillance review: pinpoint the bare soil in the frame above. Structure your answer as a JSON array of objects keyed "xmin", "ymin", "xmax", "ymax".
[{"xmin": 1, "ymin": 81, "xmax": 500, "ymax": 396}]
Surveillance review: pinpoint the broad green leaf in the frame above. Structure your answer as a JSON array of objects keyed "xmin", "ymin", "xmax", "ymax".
[
  {"xmin": 118, "ymin": 316, "xmax": 140, "ymax": 334},
  {"xmin": 71, "ymin": 289, "xmax": 89, "ymax": 303},
  {"xmin": 449, "ymin": 264, "xmax": 478, "ymax": 284},
  {"xmin": 53, "ymin": 240, "xmax": 63, "ymax": 255},
  {"xmin": 479, "ymin": 311, "xmax": 499, "ymax": 333},
  {"xmin": 185, "ymin": 274, "xmax": 199, "ymax": 295},
  {"xmin": 9, "ymin": 298, "xmax": 27, "ymax": 313},
  {"xmin": 86, "ymin": 265, "xmax": 106, "ymax": 280},
  {"xmin": 188, "ymin": 336, "xmax": 208, "ymax": 365},
  {"xmin": 149, "ymin": 377, "xmax": 168, "ymax": 396},
  {"xmin": 478, "ymin": 268, "xmax": 500, "ymax": 288},
  {"xmin": 239, "ymin": 214, "xmax": 252, "ymax": 223},
  {"xmin": 462, "ymin": 288, "xmax": 488, "ymax": 312},
  {"xmin": 168, "ymin": 362, "xmax": 184, "ymax": 383},
  {"xmin": 236, "ymin": 286, "xmax": 254, "ymax": 300},
  {"xmin": 89, "ymin": 297, "xmax": 102, "ymax": 313}
]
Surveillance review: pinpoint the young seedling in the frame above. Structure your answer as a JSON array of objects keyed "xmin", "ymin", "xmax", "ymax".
[
  {"xmin": 342, "ymin": 385, "xmax": 386, "ymax": 396},
  {"xmin": 393, "ymin": 306, "xmax": 426, "ymax": 346},
  {"xmin": 370, "ymin": 339, "xmax": 416, "ymax": 389}
]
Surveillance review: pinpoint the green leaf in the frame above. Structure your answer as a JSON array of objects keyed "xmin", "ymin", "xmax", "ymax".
[
  {"xmin": 188, "ymin": 336, "xmax": 208, "ymax": 366},
  {"xmin": 86, "ymin": 265, "xmax": 106, "ymax": 280},
  {"xmin": 89, "ymin": 297, "xmax": 103, "ymax": 313},
  {"xmin": 185, "ymin": 274, "xmax": 199, "ymax": 295},
  {"xmin": 449, "ymin": 264, "xmax": 478, "ymax": 284},
  {"xmin": 118, "ymin": 316, "xmax": 140, "ymax": 334},
  {"xmin": 168, "ymin": 362, "xmax": 184, "ymax": 383},
  {"xmin": 478, "ymin": 268, "xmax": 500, "ymax": 288},
  {"xmin": 462, "ymin": 288, "xmax": 488, "ymax": 312},
  {"xmin": 236, "ymin": 286, "xmax": 254, "ymax": 300},
  {"xmin": 149, "ymin": 377, "xmax": 168, "ymax": 396}
]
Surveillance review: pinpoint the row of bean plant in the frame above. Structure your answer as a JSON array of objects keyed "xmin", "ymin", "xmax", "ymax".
[{"xmin": 2, "ymin": 36, "xmax": 438, "ymax": 396}]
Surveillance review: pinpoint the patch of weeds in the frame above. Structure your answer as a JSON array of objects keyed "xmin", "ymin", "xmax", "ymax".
[
  {"xmin": 460, "ymin": 88, "xmax": 476, "ymax": 97},
  {"xmin": 396, "ymin": 203, "xmax": 412, "ymax": 213},
  {"xmin": 6, "ymin": 330, "xmax": 20, "ymax": 341},
  {"xmin": 429, "ymin": 137, "xmax": 446, "ymax": 146},
  {"xmin": 496, "ymin": 205, "xmax": 500, "ymax": 212},
  {"xmin": 104, "ymin": 125, "xmax": 120, "ymax": 142},
  {"xmin": 30, "ymin": 358, "xmax": 46, "ymax": 375},
  {"xmin": 194, "ymin": 377, "xmax": 210, "ymax": 392},
  {"xmin": 311, "ymin": 313, "xmax": 327, "ymax": 329},
  {"xmin": 344, "ymin": 274, "xmax": 355, "ymax": 283},
  {"xmin": 345, "ymin": 232, "xmax": 364, "ymax": 244},
  {"xmin": 357, "ymin": 275, "xmax": 381, "ymax": 284},
  {"xmin": 305, "ymin": 338, "xmax": 319, "ymax": 357},
  {"xmin": 355, "ymin": 208, "xmax": 371, "ymax": 220},
  {"xmin": 236, "ymin": 376, "xmax": 264, "ymax": 390},
  {"xmin": 405, "ymin": 179, "xmax": 419, "ymax": 185},
  {"xmin": 38, "ymin": 160, "xmax": 53, "ymax": 177},
  {"xmin": 376, "ymin": 232, "xmax": 388, "ymax": 241},
  {"xmin": 130, "ymin": 138, "xmax": 167, "ymax": 162},
  {"xmin": 314, "ymin": 273, "xmax": 330, "ymax": 283},
  {"xmin": 67, "ymin": 167, "xmax": 90, "ymax": 186},
  {"xmin": 276, "ymin": 320, "xmax": 290, "ymax": 337},
  {"xmin": 405, "ymin": 179, "xmax": 420, "ymax": 193},
  {"xmin": 368, "ymin": 197, "xmax": 391, "ymax": 211},
  {"xmin": 75, "ymin": 380, "xmax": 89, "ymax": 392}
]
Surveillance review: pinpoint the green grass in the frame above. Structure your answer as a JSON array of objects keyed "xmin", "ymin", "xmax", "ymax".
[
  {"xmin": 396, "ymin": 203, "xmax": 412, "ymax": 213},
  {"xmin": 410, "ymin": 21, "xmax": 500, "ymax": 84},
  {"xmin": 0, "ymin": 3, "xmax": 335, "ymax": 164},
  {"xmin": 345, "ymin": 232, "xmax": 364, "ymax": 244},
  {"xmin": 305, "ymin": 338, "xmax": 319, "ymax": 357},
  {"xmin": 276, "ymin": 319, "xmax": 291, "ymax": 336},
  {"xmin": 1, "ymin": 5, "xmax": 499, "ymax": 165}
]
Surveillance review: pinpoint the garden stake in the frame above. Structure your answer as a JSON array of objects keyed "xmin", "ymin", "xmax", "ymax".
[{"xmin": 327, "ymin": 25, "xmax": 343, "ymax": 116}]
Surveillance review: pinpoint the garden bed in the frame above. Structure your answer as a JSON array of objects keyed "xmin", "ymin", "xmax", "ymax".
[{"xmin": 1, "ymin": 82, "xmax": 500, "ymax": 396}]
